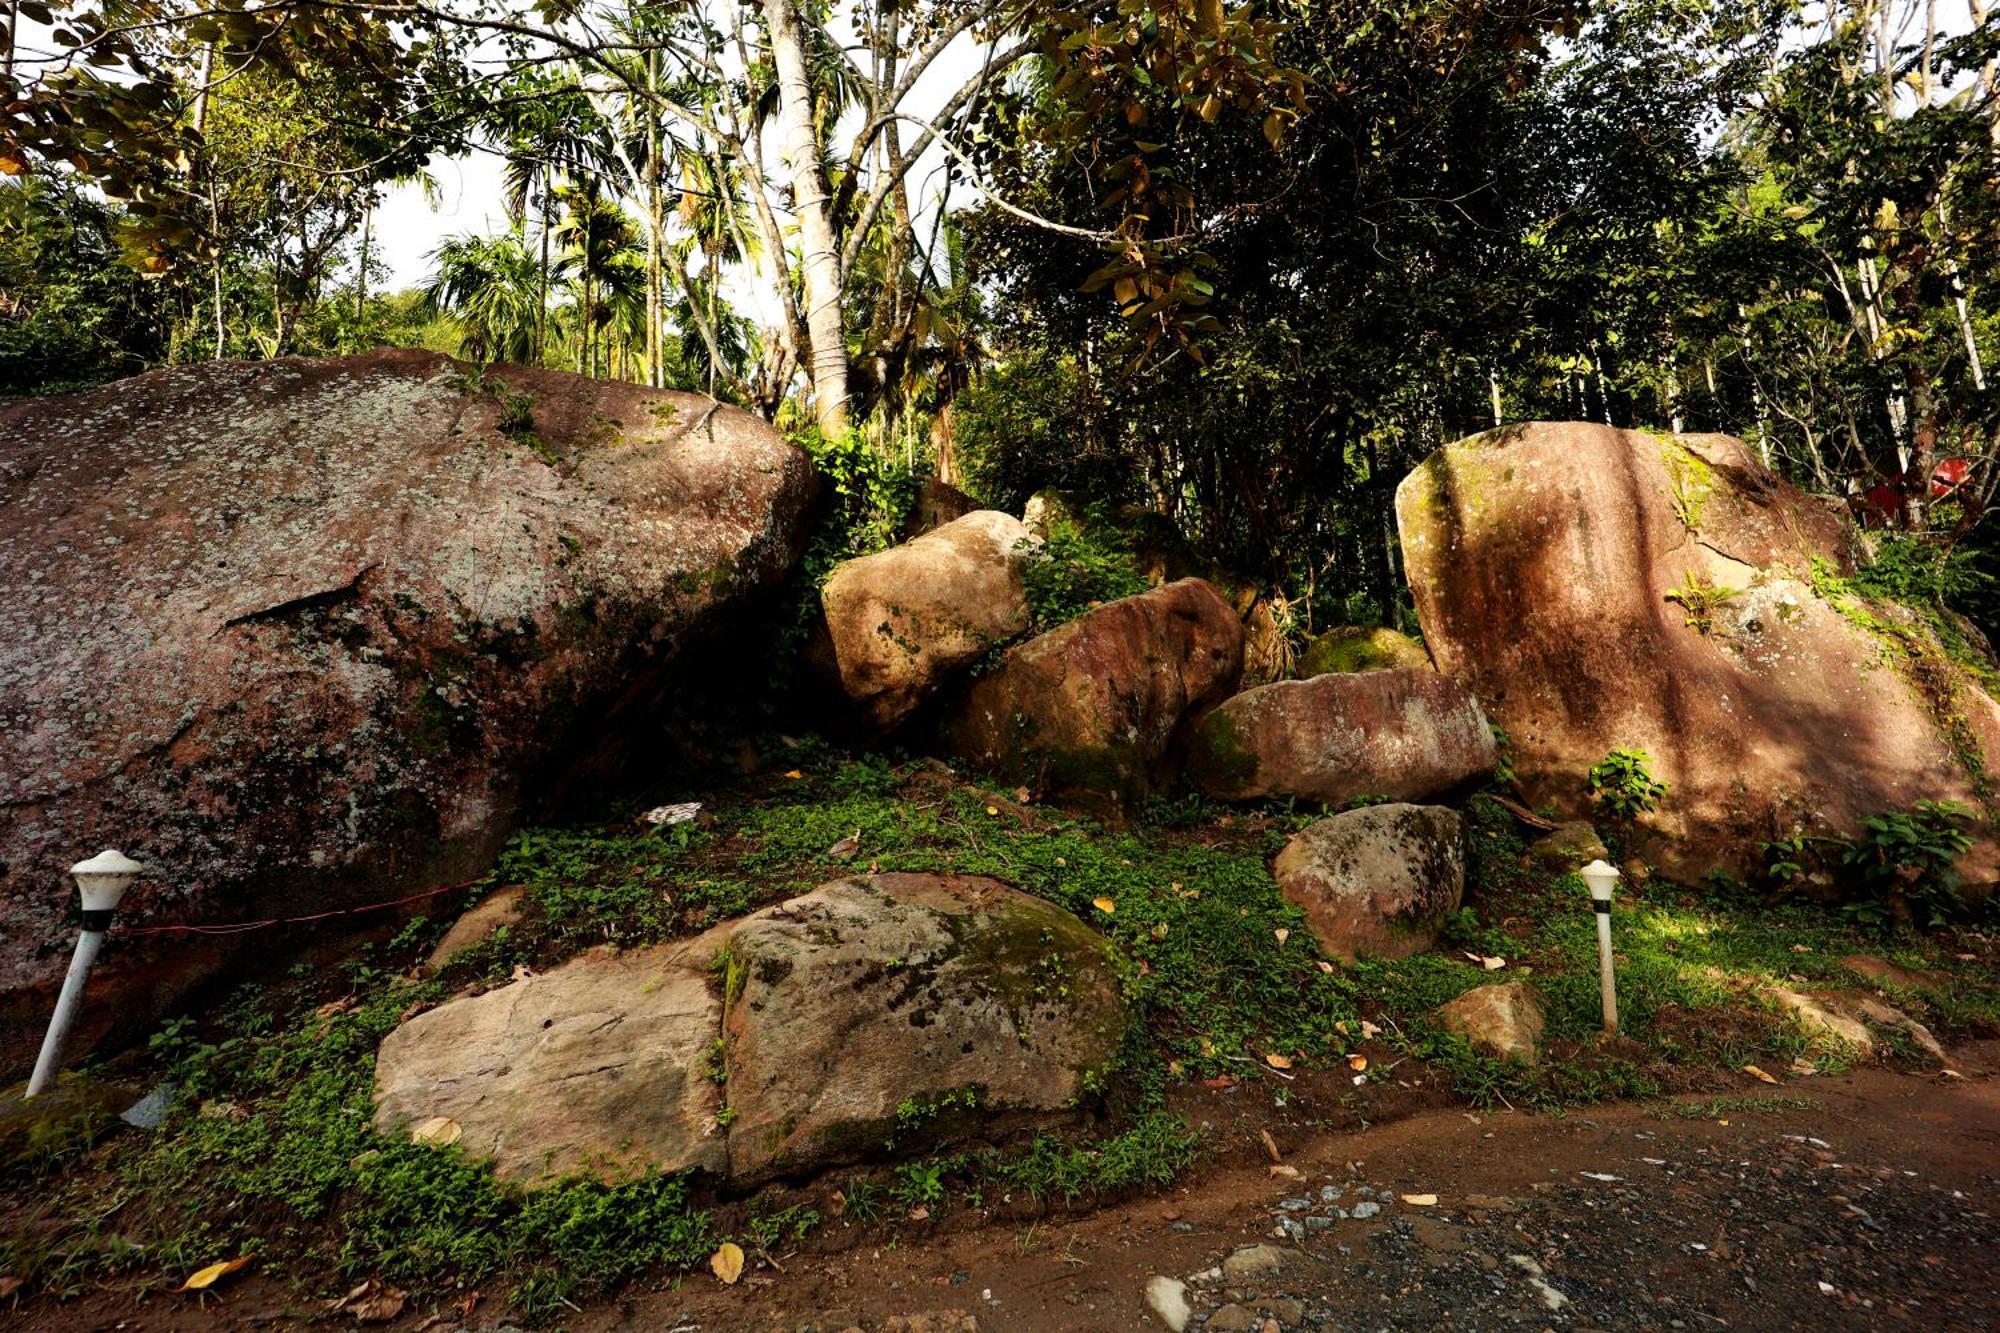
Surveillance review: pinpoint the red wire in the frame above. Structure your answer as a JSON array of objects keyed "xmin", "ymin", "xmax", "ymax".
[{"xmin": 118, "ymin": 877, "xmax": 486, "ymax": 936}]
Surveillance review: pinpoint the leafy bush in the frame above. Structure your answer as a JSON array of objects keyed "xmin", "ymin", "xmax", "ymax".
[
  {"xmin": 1587, "ymin": 747, "xmax": 1667, "ymax": 818},
  {"xmin": 1842, "ymin": 800, "xmax": 1975, "ymax": 930},
  {"xmin": 1019, "ymin": 522, "xmax": 1147, "ymax": 631}
]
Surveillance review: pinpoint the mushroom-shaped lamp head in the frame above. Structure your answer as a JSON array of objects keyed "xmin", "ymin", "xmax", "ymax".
[{"xmin": 71, "ymin": 849, "xmax": 143, "ymax": 914}]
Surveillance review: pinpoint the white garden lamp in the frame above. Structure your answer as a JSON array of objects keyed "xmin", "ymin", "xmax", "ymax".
[
  {"xmin": 1579, "ymin": 858, "xmax": 1622, "ymax": 1038},
  {"xmin": 25, "ymin": 850, "xmax": 144, "ymax": 1098}
]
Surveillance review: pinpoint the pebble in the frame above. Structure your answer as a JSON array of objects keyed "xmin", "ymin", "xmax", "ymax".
[{"xmin": 1351, "ymin": 1201, "xmax": 1382, "ymax": 1220}]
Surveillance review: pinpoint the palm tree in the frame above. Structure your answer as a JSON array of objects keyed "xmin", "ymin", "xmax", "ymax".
[
  {"xmin": 553, "ymin": 184, "xmax": 640, "ymax": 378},
  {"xmin": 420, "ymin": 230, "xmax": 550, "ymax": 365}
]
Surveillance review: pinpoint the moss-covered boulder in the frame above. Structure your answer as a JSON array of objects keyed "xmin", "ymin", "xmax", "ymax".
[
  {"xmin": 1298, "ymin": 626, "xmax": 1431, "ymax": 677},
  {"xmin": 0, "ymin": 350, "xmax": 816, "ymax": 1076},
  {"xmin": 1185, "ymin": 669, "xmax": 1495, "ymax": 807},
  {"xmin": 1272, "ymin": 804, "xmax": 1466, "ymax": 963},
  {"xmin": 722, "ymin": 874, "xmax": 1127, "ymax": 1184},
  {"xmin": 373, "ymin": 874, "xmax": 1127, "ymax": 1189},
  {"xmin": 941, "ymin": 579, "xmax": 1245, "ymax": 818},
  {"xmin": 1397, "ymin": 422, "xmax": 2000, "ymax": 886}
]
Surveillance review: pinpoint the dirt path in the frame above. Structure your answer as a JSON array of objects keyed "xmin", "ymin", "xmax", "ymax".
[
  {"xmin": 14, "ymin": 1057, "xmax": 1998, "ymax": 1332},
  {"xmin": 615, "ymin": 1059, "xmax": 2000, "ymax": 1333}
]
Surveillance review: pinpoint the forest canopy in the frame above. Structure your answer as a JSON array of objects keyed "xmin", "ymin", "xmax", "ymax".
[{"xmin": 2, "ymin": 0, "xmax": 1996, "ymax": 630}]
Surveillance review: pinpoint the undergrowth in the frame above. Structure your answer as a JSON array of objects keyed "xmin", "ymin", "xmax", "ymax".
[{"xmin": 7, "ymin": 753, "xmax": 1995, "ymax": 1322}]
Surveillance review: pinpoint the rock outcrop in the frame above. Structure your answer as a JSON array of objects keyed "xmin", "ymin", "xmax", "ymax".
[
  {"xmin": 0, "ymin": 350, "xmax": 815, "ymax": 1074},
  {"xmin": 815, "ymin": 510, "xmax": 1037, "ymax": 730},
  {"xmin": 1271, "ymin": 804, "xmax": 1466, "ymax": 962},
  {"xmin": 1397, "ymin": 422, "xmax": 2000, "ymax": 885},
  {"xmin": 1438, "ymin": 982, "xmax": 1545, "ymax": 1064},
  {"xmin": 941, "ymin": 580, "xmax": 1244, "ymax": 817},
  {"xmin": 374, "ymin": 873, "xmax": 1126, "ymax": 1186},
  {"xmin": 1186, "ymin": 669, "xmax": 1495, "ymax": 807}
]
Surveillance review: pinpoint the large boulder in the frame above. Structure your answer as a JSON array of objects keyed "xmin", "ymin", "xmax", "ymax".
[
  {"xmin": 814, "ymin": 510, "xmax": 1036, "ymax": 730},
  {"xmin": 372, "ymin": 874, "xmax": 1127, "ymax": 1187},
  {"xmin": 1397, "ymin": 423, "xmax": 2000, "ymax": 884},
  {"xmin": 720, "ymin": 873, "xmax": 1127, "ymax": 1183},
  {"xmin": 1271, "ymin": 804, "xmax": 1466, "ymax": 962},
  {"xmin": 1186, "ymin": 669, "xmax": 1495, "ymax": 807},
  {"xmin": 0, "ymin": 350, "xmax": 815, "ymax": 1074},
  {"xmin": 941, "ymin": 579, "xmax": 1245, "ymax": 817}
]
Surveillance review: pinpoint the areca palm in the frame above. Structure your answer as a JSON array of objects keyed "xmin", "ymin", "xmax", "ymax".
[{"xmin": 421, "ymin": 230, "xmax": 550, "ymax": 365}]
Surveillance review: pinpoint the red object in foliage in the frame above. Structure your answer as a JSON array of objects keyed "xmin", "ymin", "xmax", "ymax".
[{"xmin": 1857, "ymin": 456, "xmax": 1979, "ymax": 527}]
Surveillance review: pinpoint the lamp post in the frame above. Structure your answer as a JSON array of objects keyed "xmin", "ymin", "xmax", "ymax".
[
  {"xmin": 25, "ymin": 850, "xmax": 143, "ymax": 1098},
  {"xmin": 1579, "ymin": 858, "xmax": 1621, "ymax": 1038}
]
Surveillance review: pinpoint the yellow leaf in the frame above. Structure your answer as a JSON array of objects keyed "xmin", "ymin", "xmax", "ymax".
[
  {"xmin": 179, "ymin": 1257, "xmax": 251, "ymax": 1292},
  {"xmin": 1481, "ymin": 956, "xmax": 1506, "ymax": 971},
  {"xmin": 709, "ymin": 1241, "xmax": 745, "ymax": 1285},
  {"xmin": 1092, "ymin": 896, "xmax": 1116, "ymax": 914},
  {"xmin": 412, "ymin": 1115, "xmax": 462, "ymax": 1147},
  {"xmin": 1400, "ymin": 1193, "xmax": 1438, "ymax": 1206},
  {"xmin": 783, "ymin": 769, "xmax": 804, "ymax": 779},
  {"xmin": 1359, "ymin": 1020, "xmax": 1382, "ymax": 1040},
  {"xmin": 1742, "ymin": 1064, "xmax": 1779, "ymax": 1084},
  {"xmin": 986, "ymin": 805, "xmax": 1000, "ymax": 816},
  {"xmin": 1273, "ymin": 928, "xmax": 1290, "ymax": 945},
  {"xmin": 1316, "ymin": 961, "xmax": 1335, "ymax": 974},
  {"xmin": 1264, "ymin": 1052, "xmax": 1293, "ymax": 1070},
  {"xmin": 1347, "ymin": 1054, "xmax": 1369, "ymax": 1072}
]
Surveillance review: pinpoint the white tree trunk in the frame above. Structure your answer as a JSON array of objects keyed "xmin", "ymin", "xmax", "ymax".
[{"xmin": 762, "ymin": 0, "xmax": 851, "ymax": 436}]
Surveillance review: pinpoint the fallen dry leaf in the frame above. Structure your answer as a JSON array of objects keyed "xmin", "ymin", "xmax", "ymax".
[
  {"xmin": 1015, "ymin": 787, "xmax": 1031, "ymax": 803},
  {"xmin": 783, "ymin": 769, "xmax": 804, "ymax": 780},
  {"xmin": 1091, "ymin": 896, "xmax": 1116, "ymax": 914},
  {"xmin": 1790, "ymin": 1058, "xmax": 1818, "ymax": 1075},
  {"xmin": 1316, "ymin": 960, "xmax": 1335, "ymax": 974},
  {"xmin": 1481, "ymin": 955, "xmax": 1506, "ymax": 971},
  {"xmin": 1347, "ymin": 1053, "xmax": 1369, "ymax": 1072},
  {"xmin": 411, "ymin": 1115, "xmax": 462, "ymax": 1148},
  {"xmin": 1359, "ymin": 1020, "xmax": 1383, "ymax": 1040},
  {"xmin": 907, "ymin": 1206, "xmax": 930, "ymax": 1221},
  {"xmin": 1742, "ymin": 1064, "xmax": 1779, "ymax": 1084},
  {"xmin": 1264, "ymin": 1052, "xmax": 1294, "ymax": 1070},
  {"xmin": 1941, "ymin": 1068, "xmax": 1964, "ymax": 1079},
  {"xmin": 709, "ymin": 1241, "xmax": 745, "ymax": 1285},
  {"xmin": 1400, "ymin": 1193, "xmax": 1438, "ymax": 1206},
  {"xmin": 1269, "ymin": 1164, "xmax": 1301, "ymax": 1179},
  {"xmin": 1259, "ymin": 1128, "xmax": 1282, "ymax": 1162},
  {"xmin": 1201, "ymin": 1074, "xmax": 1240, "ymax": 1090},
  {"xmin": 0, "ymin": 1276, "xmax": 20, "ymax": 1298},
  {"xmin": 827, "ymin": 829, "xmax": 862, "ymax": 861},
  {"xmin": 352, "ymin": 1286, "xmax": 406, "ymax": 1324},
  {"xmin": 1274, "ymin": 927, "xmax": 1291, "ymax": 945},
  {"xmin": 178, "ymin": 1257, "xmax": 251, "ymax": 1292}
]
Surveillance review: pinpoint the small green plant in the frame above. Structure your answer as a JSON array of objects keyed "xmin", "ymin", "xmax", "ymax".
[
  {"xmin": 1841, "ymin": 800, "xmax": 1975, "ymax": 930},
  {"xmin": 1664, "ymin": 571, "xmax": 1741, "ymax": 636},
  {"xmin": 889, "ymin": 1160, "xmax": 948, "ymax": 1210},
  {"xmin": 1490, "ymin": 723, "xmax": 1516, "ymax": 787},
  {"xmin": 1587, "ymin": 747, "xmax": 1667, "ymax": 818}
]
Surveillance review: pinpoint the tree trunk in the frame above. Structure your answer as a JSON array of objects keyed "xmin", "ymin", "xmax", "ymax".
[{"xmin": 762, "ymin": 0, "xmax": 851, "ymax": 436}]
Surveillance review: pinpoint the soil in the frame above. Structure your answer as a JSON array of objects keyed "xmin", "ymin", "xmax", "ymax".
[{"xmin": 13, "ymin": 1048, "xmax": 1997, "ymax": 1332}]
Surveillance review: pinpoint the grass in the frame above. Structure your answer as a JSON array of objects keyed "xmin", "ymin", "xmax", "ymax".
[{"xmin": 5, "ymin": 748, "xmax": 1995, "ymax": 1322}]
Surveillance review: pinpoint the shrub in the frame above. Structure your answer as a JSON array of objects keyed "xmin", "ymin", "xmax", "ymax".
[{"xmin": 1587, "ymin": 747, "xmax": 1667, "ymax": 818}]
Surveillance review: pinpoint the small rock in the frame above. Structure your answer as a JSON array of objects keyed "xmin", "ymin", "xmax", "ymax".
[
  {"xmin": 1350, "ymin": 1201, "xmax": 1381, "ymax": 1219},
  {"xmin": 1258, "ymin": 1298, "xmax": 1306, "ymax": 1324},
  {"xmin": 1206, "ymin": 1304, "xmax": 1257, "ymax": 1332},
  {"xmin": 1437, "ymin": 982, "xmax": 1545, "ymax": 1065},
  {"xmin": 1318, "ymin": 1185, "xmax": 1343, "ymax": 1203},
  {"xmin": 1221, "ymin": 1245, "xmax": 1289, "ymax": 1282},
  {"xmin": 1507, "ymin": 1254, "xmax": 1569, "ymax": 1311},
  {"xmin": 1144, "ymin": 1276, "xmax": 1192, "ymax": 1332},
  {"xmin": 1528, "ymin": 821, "xmax": 1608, "ymax": 872}
]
